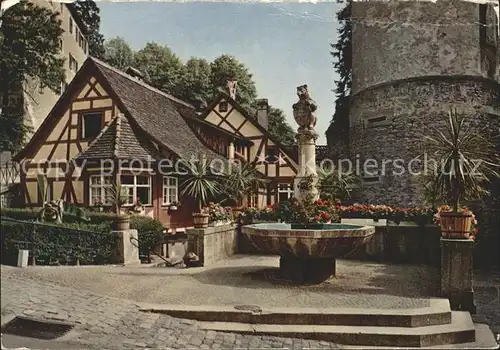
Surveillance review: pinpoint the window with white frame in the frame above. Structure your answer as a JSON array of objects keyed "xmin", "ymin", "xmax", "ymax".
[
  {"xmin": 121, "ymin": 175, "xmax": 152, "ymax": 206},
  {"xmin": 162, "ymin": 176, "xmax": 178, "ymax": 205},
  {"xmin": 277, "ymin": 183, "xmax": 294, "ymax": 203},
  {"xmin": 89, "ymin": 175, "xmax": 112, "ymax": 206}
]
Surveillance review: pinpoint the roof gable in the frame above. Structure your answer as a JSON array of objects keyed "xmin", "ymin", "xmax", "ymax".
[
  {"xmin": 91, "ymin": 58, "xmax": 222, "ymax": 161},
  {"xmin": 200, "ymin": 92, "xmax": 297, "ymax": 161}
]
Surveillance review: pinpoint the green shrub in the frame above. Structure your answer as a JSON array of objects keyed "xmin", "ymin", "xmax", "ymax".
[
  {"xmin": 130, "ymin": 215, "xmax": 165, "ymax": 258},
  {"xmin": 0, "ymin": 218, "xmax": 117, "ymax": 265}
]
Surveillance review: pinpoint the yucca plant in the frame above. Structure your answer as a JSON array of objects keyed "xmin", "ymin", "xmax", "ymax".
[
  {"xmin": 109, "ymin": 180, "xmax": 129, "ymax": 215},
  {"xmin": 178, "ymin": 153, "xmax": 224, "ymax": 212},
  {"xmin": 221, "ymin": 161, "xmax": 267, "ymax": 205},
  {"xmin": 425, "ymin": 108, "xmax": 500, "ymax": 212}
]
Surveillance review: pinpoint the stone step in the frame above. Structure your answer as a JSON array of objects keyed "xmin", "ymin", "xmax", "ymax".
[
  {"xmin": 139, "ymin": 298, "xmax": 451, "ymax": 327},
  {"xmin": 196, "ymin": 311, "xmax": 476, "ymax": 348}
]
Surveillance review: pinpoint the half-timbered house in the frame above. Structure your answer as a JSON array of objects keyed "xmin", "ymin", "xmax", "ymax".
[{"xmin": 13, "ymin": 57, "xmax": 303, "ymax": 228}]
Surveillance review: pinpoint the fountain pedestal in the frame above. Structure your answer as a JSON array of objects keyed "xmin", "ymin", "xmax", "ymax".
[
  {"xmin": 293, "ymin": 129, "xmax": 320, "ymax": 202},
  {"xmin": 280, "ymin": 256, "xmax": 336, "ymax": 284}
]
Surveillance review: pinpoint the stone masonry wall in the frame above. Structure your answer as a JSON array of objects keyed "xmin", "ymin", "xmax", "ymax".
[
  {"xmin": 349, "ymin": 77, "xmax": 500, "ymax": 207},
  {"xmin": 351, "ymin": 0, "xmax": 499, "ymax": 94},
  {"xmin": 187, "ymin": 225, "xmax": 238, "ymax": 266}
]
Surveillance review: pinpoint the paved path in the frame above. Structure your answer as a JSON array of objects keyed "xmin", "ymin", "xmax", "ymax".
[
  {"xmin": 1, "ymin": 270, "xmax": 341, "ymax": 349},
  {"xmin": 0, "ymin": 256, "xmax": 437, "ymax": 309},
  {"xmin": 1, "ymin": 257, "xmax": 498, "ymax": 349}
]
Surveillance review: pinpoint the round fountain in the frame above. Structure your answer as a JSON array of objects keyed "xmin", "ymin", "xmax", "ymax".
[{"xmin": 241, "ymin": 85, "xmax": 375, "ymax": 284}]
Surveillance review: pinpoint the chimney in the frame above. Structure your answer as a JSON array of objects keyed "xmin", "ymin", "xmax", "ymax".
[
  {"xmin": 125, "ymin": 66, "xmax": 145, "ymax": 81},
  {"xmin": 256, "ymin": 99, "xmax": 269, "ymax": 130},
  {"xmin": 227, "ymin": 80, "xmax": 237, "ymax": 100}
]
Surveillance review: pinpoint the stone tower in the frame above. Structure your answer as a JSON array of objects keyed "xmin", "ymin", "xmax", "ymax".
[{"xmin": 349, "ymin": 0, "xmax": 500, "ymax": 206}]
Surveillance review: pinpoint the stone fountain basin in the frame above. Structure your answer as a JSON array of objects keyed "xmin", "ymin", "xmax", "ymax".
[{"xmin": 242, "ymin": 223, "xmax": 375, "ymax": 258}]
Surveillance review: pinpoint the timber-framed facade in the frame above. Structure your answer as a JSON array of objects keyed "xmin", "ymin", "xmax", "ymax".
[{"xmin": 14, "ymin": 57, "xmax": 307, "ymax": 228}]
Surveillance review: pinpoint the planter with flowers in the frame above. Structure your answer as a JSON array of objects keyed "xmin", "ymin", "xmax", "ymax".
[
  {"xmin": 434, "ymin": 205, "xmax": 478, "ymax": 240},
  {"xmin": 280, "ymin": 197, "xmax": 340, "ymax": 229},
  {"xmin": 131, "ymin": 198, "xmax": 145, "ymax": 214},
  {"xmin": 425, "ymin": 109, "xmax": 499, "ymax": 239},
  {"xmin": 205, "ymin": 202, "xmax": 233, "ymax": 227}
]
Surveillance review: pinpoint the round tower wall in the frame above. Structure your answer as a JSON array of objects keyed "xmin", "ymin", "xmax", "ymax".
[
  {"xmin": 348, "ymin": 77, "xmax": 500, "ymax": 207},
  {"xmin": 351, "ymin": 0, "xmax": 496, "ymax": 94}
]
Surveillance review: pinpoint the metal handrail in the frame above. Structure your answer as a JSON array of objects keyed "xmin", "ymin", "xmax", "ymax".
[{"xmin": 129, "ymin": 235, "xmax": 174, "ymax": 267}]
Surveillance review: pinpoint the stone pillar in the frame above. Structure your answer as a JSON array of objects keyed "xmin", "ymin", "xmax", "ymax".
[
  {"xmin": 293, "ymin": 129, "xmax": 319, "ymax": 202},
  {"xmin": 113, "ymin": 229, "xmax": 141, "ymax": 266},
  {"xmin": 17, "ymin": 249, "xmax": 29, "ymax": 268},
  {"xmin": 440, "ymin": 238, "xmax": 476, "ymax": 313}
]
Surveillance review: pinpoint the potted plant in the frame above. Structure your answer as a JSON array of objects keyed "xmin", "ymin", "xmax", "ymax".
[
  {"xmin": 109, "ymin": 180, "xmax": 130, "ymax": 230},
  {"xmin": 425, "ymin": 109, "xmax": 500, "ymax": 239},
  {"xmin": 178, "ymin": 153, "xmax": 224, "ymax": 229},
  {"xmin": 205, "ymin": 202, "xmax": 233, "ymax": 226}
]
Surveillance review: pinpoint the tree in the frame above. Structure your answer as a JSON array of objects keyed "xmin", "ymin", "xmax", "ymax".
[
  {"xmin": 328, "ymin": 0, "xmax": 352, "ymax": 147},
  {"xmin": 178, "ymin": 57, "xmax": 212, "ymax": 108},
  {"xmin": 103, "ymin": 37, "xmax": 134, "ymax": 70},
  {"xmin": 133, "ymin": 42, "xmax": 184, "ymax": 96},
  {"xmin": 0, "ymin": 0, "xmax": 65, "ymax": 151},
  {"xmin": 210, "ymin": 54, "xmax": 257, "ymax": 111},
  {"xmin": 69, "ymin": 0, "xmax": 105, "ymax": 59},
  {"xmin": 267, "ymin": 107, "xmax": 296, "ymax": 145}
]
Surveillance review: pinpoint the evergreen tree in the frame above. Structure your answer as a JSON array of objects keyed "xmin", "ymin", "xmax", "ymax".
[
  {"xmin": 329, "ymin": 0, "xmax": 352, "ymax": 147},
  {"xmin": 0, "ymin": 0, "xmax": 65, "ymax": 151},
  {"xmin": 69, "ymin": 0, "xmax": 106, "ymax": 59}
]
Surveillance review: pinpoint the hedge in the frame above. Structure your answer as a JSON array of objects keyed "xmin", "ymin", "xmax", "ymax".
[
  {"xmin": 0, "ymin": 218, "xmax": 117, "ymax": 265},
  {"xmin": 0, "ymin": 208, "xmax": 167, "ymax": 263}
]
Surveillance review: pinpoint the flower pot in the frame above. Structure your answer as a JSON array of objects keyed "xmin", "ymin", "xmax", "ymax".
[
  {"xmin": 439, "ymin": 211, "xmax": 472, "ymax": 239},
  {"xmin": 193, "ymin": 213, "xmax": 209, "ymax": 228},
  {"xmin": 114, "ymin": 216, "xmax": 130, "ymax": 231}
]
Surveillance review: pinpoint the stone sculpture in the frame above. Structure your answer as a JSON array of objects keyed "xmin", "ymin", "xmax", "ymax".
[{"xmin": 292, "ymin": 85, "xmax": 318, "ymax": 131}]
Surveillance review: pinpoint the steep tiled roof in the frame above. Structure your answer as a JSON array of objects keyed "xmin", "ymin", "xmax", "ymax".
[
  {"xmin": 91, "ymin": 58, "xmax": 221, "ymax": 160},
  {"xmin": 75, "ymin": 114, "xmax": 161, "ymax": 161}
]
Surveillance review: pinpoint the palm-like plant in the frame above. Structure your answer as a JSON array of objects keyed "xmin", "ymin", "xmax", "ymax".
[
  {"xmin": 178, "ymin": 153, "xmax": 224, "ymax": 212},
  {"xmin": 317, "ymin": 166, "xmax": 359, "ymax": 202},
  {"xmin": 425, "ymin": 109, "xmax": 500, "ymax": 212},
  {"xmin": 221, "ymin": 161, "xmax": 267, "ymax": 204},
  {"xmin": 109, "ymin": 180, "xmax": 129, "ymax": 215}
]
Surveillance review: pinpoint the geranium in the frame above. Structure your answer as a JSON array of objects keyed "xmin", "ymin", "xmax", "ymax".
[{"xmin": 204, "ymin": 202, "xmax": 233, "ymax": 223}]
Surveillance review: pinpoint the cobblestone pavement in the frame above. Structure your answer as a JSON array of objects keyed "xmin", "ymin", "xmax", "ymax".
[
  {"xmin": 472, "ymin": 267, "xmax": 500, "ymax": 336},
  {"xmin": 1, "ymin": 271, "xmax": 341, "ymax": 349},
  {"xmin": 0, "ymin": 256, "xmax": 436, "ymax": 309}
]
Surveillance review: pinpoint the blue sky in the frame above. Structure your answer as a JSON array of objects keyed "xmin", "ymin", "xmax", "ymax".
[{"xmin": 98, "ymin": 2, "xmax": 341, "ymax": 144}]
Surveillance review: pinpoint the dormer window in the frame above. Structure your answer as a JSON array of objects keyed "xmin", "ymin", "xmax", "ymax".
[
  {"xmin": 218, "ymin": 101, "xmax": 228, "ymax": 112},
  {"xmin": 81, "ymin": 112, "xmax": 103, "ymax": 139}
]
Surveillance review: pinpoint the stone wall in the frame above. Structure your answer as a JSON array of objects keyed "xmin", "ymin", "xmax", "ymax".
[
  {"xmin": 186, "ymin": 225, "xmax": 238, "ymax": 266},
  {"xmin": 342, "ymin": 220, "xmax": 441, "ymax": 267},
  {"xmin": 349, "ymin": 77, "xmax": 500, "ymax": 207},
  {"xmin": 351, "ymin": 0, "xmax": 499, "ymax": 94},
  {"xmin": 238, "ymin": 220, "xmax": 441, "ymax": 266}
]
